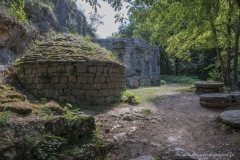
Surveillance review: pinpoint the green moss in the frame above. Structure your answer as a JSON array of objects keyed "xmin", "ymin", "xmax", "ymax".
[{"xmin": 0, "ymin": 111, "xmax": 10, "ymax": 127}]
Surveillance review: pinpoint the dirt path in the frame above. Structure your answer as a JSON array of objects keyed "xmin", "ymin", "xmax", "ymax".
[{"xmin": 94, "ymin": 84, "xmax": 240, "ymax": 160}]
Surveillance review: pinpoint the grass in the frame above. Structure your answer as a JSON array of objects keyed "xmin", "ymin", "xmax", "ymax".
[
  {"xmin": 130, "ymin": 84, "xmax": 193, "ymax": 103},
  {"xmin": 161, "ymin": 75, "xmax": 200, "ymax": 84},
  {"xmin": 141, "ymin": 108, "xmax": 151, "ymax": 117},
  {"xmin": 221, "ymin": 124, "xmax": 232, "ymax": 131}
]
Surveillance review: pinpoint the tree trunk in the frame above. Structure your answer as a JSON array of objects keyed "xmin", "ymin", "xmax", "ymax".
[
  {"xmin": 161, "ymin": 49, "xmax": 171, "ymax": 74},
  {"xmin": 226, "ymin": 22, "xmax": 232, "ymax": 85},
  {"xmin": 209, "ymin": 16, "xmax": 228, "ymax": 85},
  {"xmin": 233, "ymin": 14, "xmax": 240, "ymax": 91}
]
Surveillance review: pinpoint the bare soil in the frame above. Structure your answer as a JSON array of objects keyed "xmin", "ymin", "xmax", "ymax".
[{"xmin": 94, "ymin": 84, "xmax": 240, "ymax": 160}]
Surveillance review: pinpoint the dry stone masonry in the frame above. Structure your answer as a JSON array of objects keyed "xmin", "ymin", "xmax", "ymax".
[
  {"xmin": 15, "ymin": 35, "xmax": 126, "ymax": 104},
  {"xmin": 96, "ymin": 38, "xmax": 160, "ymax": 88},
  {"xmin": 17, "ymin": 59, "xmax": 125, "ymax": 104}
]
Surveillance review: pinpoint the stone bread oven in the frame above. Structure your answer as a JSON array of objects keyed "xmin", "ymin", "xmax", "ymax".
[{"xmin": 15, "ymin": 35, "xmax": 126, "ymax": 104}]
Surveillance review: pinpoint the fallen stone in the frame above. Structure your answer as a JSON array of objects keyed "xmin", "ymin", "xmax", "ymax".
[
  {"xmin": 122, "ymin": 115, "xmax": 135, "ymax": 121},
  {"xmin": 129, "ymin": 155, "xmax": 156, "ymax": 160},
  {"xmin": 0, "ymin": 102, "xmax": 33, "ymax": 114},
  {"xmin": 113, "ymin": 132, "xmax": 126, "ymax": 141},
  {"xmin": 220, "ymin": 110, "xmax": 240, "ymax": 128},
  {"xmin": 45, "ymin": 100, "xmax": 66, "ymax": 114}
]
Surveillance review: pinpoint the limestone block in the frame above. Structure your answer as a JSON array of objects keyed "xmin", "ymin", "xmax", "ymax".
[
  {"xmin": 28, "ymin": 74, "xmax": 35, "ymax": 78},
  {"xmin": 108, "ymin": 67, "xmax": 113, "ymax": 73},
  {"xmin": 55, "ymin": 84, "xmax": 67, "ymax": 89},
  {"xmin": 85, "ymin": 90, "xmax": 98, "ymax": 97},
  {"xmin": 102, "ymin": 83, "xmax": 107, "ymax": 89},
  {"xmin": 26, "ymin": 78, "xmax": 33, "ymax": 83},
  {"xmin": 91, "ymin": 83, "xmax": 102, "ymax": 90},
  {"xmin": 96, "ymin": 73, "xmax": 102, "ymax": 76},
  {"xmin": 77, "ymin": 65, "xmax": 87, "ymax": 72},
  {"xmin": 102, "ymin": 73, "xmax": 109, "ymax": 77},
  {"xmin": 112, "ymin": 68, "xmax": 116, "ymax": 73},
  {"xmin": 57, "ymin": 66, "xmax": 66, "ymax": 72},
  {"xmin": 48, "ymin": 67, "xmax": 56, "ymax": 73},
  {"xmin": 49, "ymin": 63, "xmax": 58, "ymax": 67},
  {"xmin": 37, "ymin": 84, "xmax": 44, "ymax": 89},
  {"xmin": 64, "ymin": 89, "xmax": 72, "ymax": 96},
  {"xmin": 108, "ymin": 82, "xmax": 112, "ymax": 89},
  {"xmin": 72, "ymin": 90, "xmax": 84, "ymax": 96},
  {"xmin": 37, "ymin": 67, "xmax": 47, "ymax": 73},
  {"xmin": 104, "ymin": 67, "xmax": 109, "ymax": 73},
  {"xmin": 59, "ymin": 96, "xmax": 76, "ymax": 103},
  {"xmin": 60, "ymin": 77, "xmax": 68, "ymax": 83},
  {"xmin": 89, "ymin": 67, "xmax": 96, "ymax": 73},
  {"xmin": 94, "ymin": 77, "xmax": 99, "ymax": 83},
  {"xmin": 59, "ymin": 89, "xmax": 64, "ymax": 95},
  {"xmin": 75, "ymin": 84, "xmax": 81, "ymax": 89},
  {"xmin": 105, "ymin": 97, "xmax": 113, "ymax": 103},
  {"xmin": 44, "ymin": 89, "xmax": 58, "ymax": 98},
  {"xmin": 99, "ymin": 90, "xmax": 109, "ymax": 97},
  {"xmin": 127, "ymin": 77, "xmax": 139, "ymax": 88},
  {"xmin": 82, "ymin": 84, "xmax": 91, "ymax": 90},
  {"xmin": 99, "ymin": 77, "xmax": 105, "ymax": 83},
  {"xmin": 51, "ymin": 77, "xmax": 59, "ymax": 83},
  {"xmin": 111, "ymin": 76, "xmax": 116, "ymax": 82},
  {"xmin": 45, "ymin": 84, "xmax": 53, "ymax": 89},
  {"xmin": 68, "ymin": 76, "xmax": 76, "ymax": 83},
  {"xmin": 97, "ymin": 66, "xmax": 103, "ymax": 73},
  {"xmin": 68, "ymin": 83, "xmax": 75, "ymax": 89},
  {"xmin": 31, "ymin": 84, "xmax": 37, "ymax": 89},
  {"xmin": 77, "ymin": 77, "xmax": 88, "ymax": 83},
  {"xmin": 25, "ymin": 68, "xmax": 32, "ymax": 74},
  {"xmin": 88, "ymin": 77, "xmax": 93, "ymax": 83},
  {"xmin": 106, "ymin": 77, "xmax": 111, "ymax": 82},
  {"xmin": 66, "ymin": 65, "xmax": 72, "ymax": 72}
]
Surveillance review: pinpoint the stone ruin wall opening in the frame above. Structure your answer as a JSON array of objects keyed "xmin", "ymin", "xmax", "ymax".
[
  {"xmin": 17, "ymin": 60, "xmax": 126, "ymax": 104},
  {"xmin": 96, "ymin": 38, "xmax": 160, "ymax": 87}
]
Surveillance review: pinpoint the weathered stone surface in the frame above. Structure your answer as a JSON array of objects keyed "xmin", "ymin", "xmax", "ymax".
[
  {"xmin": 45, "ymin": 101, "xmax": 66, "ymax": 114},
  {"xmin": 68, "ymin": 76, "xmax": 76, "ymax": 83},
  {"xmin": 60, "ymin": 77, "xmax": 68, "ymax": 83},
  {"xmin": 128, "ymin": 76, "xmax": 140, "ymax": 88},
  {"xmin": 199, "ymin": 93, "xmax": 240, "ymax": 107},
  {"xmin": 0, "ymin": 102, "xmax": 32, "ymax": 114},
  {"xmin": 17, "ymin": 60, "xmax": 126, "ymax": 104},
  {"xmin": 129, "ymin": 155, "xmax": 156, "ymax": 160},
  {"xmin": 220, "ymin": 110, "xmax": 240, "ymax": 128},
  {"xmin": 96, "ymin": 38, "xmax": 160, "ymax": 87}
]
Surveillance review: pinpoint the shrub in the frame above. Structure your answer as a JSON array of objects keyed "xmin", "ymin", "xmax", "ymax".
[
  {"xmin": 161, "ymin": 75, "xmax": 199, "ymax": 84},
  {"xmin": 120, "ymin": 91, "xmax": 140, "ymax": 105},
  {"xmin": 208, "ymin": 68, "xmax": 222, "ymax": 82},
  {"xmin": 160, "ymin": 80, "xmax": 167, "ymax": 86}
]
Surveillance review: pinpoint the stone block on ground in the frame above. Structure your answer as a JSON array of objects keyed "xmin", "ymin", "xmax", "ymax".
[
  {"xmin": 220, "ymin": 110, "xmax": 240, "ymax": 128},
  {"xmin": 45, "ymin": 100, "xmax": 66, "ymax": 114}
]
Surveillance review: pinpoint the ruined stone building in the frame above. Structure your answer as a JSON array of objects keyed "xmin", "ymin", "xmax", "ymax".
[{"xmin": 96, "ymin": 38, "xmax": 160, "ymax": 87}]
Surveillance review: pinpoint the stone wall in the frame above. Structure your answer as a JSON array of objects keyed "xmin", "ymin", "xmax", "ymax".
[
  {"xmin": 96, "ymin": 38, "xmax": 160, "ymax": 87},
  {"xmin": 17, "ymin": 61, "xmax": 126, "ymax": 104}
]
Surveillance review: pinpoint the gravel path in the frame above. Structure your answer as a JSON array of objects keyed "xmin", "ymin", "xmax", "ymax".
[{"xmin": 95, "ymin": 84, "xmax": 240, "ymax": 160}]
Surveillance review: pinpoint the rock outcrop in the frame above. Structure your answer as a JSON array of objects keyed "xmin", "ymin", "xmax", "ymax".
[
  {"xmin": 24, "ymin": 0, "xmax": 93, "ymax": 36},
  {"xmin": 0, "ymin": 83, "xmax": 111, "ymax": 160}
]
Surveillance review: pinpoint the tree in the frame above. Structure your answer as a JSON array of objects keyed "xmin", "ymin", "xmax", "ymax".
[{"xmin": 126, "ymin": 0, "xmax": 240, "ymax": 88}]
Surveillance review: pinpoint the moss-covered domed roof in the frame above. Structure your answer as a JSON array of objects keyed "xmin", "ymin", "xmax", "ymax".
[{"xmin": 18, "ymin": 34, "xmax": 120, "ymax": 64}]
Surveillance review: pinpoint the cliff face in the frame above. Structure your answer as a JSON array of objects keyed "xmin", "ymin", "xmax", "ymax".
[
  {"xmin": 0, "ymin": 0, "xmax": 93, "ymax": 69},
  {"xmin": 24, "ymin": 0, "xmax": 93, "ymax": 36}
]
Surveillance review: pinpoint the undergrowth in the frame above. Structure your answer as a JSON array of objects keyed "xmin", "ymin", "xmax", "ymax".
[
  {"xmin": 161, "ymin": 75, "xmax": 199, "ymax": 84},
  {"xmin": 120, "ymin": 91, "xmax": 140, "ymax": 105}
]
